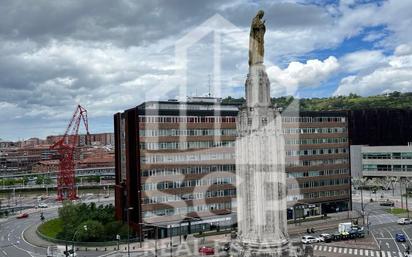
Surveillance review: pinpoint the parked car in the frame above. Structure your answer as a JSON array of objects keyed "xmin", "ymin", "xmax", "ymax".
[
  {"xmin": 396, "ymin": 233, "xmax": 406, "ymax": 242},
  {"xmin": 199, "ymin": 246, "xmax": 215, "ymax": 255},
  {"xmin": 349, "ymin": 228, "xmax": 365, "ymax": 238},
  {"xmin": 380, "ymin": 200, "xmax": 395, "ymax": 206},
  {"xmin": 318, "ymin": 233, "xmax": 332, "ymax": 243},
  {"xmin": 38, "ymin": 203, "xmax": 48, "ymax": 208},
  {"xmin": 17, "ymin": 213, "xmax": 29, "ymax": 219},
  {"xmin": 398, "ymin": 218, "xmax": 411, "ymax": 225},
  {"xmin": 301, "ymin": 235, "xmax": 319, "ymax": 244}
]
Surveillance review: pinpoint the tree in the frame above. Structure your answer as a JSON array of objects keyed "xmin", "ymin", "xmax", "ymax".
[
  {"xmin": 76, "ymin": 220, "xmax": 105, "ymax": 242},
  {"xmin": 58, "ymin": 201, "xmax": 81, "ymax": 240}
]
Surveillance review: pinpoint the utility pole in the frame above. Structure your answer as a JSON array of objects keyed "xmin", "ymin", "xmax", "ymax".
[
  {"xmin": 155, "ymin": 226, "xmax": 158, "ymax": 257},
  {"xmin": 360, "ymin": 179, "xmax": 365, "ymax": 225},
  {"xmin": 401, "ymin": 179, "xmax": 404, "ymax": 209},
  {"xmin": 406, "ymin": 178, "xmax": 410, "ymax": 218},
  {"xmin": 169, "ymin": 225, "xmax": 173, "ymax": 257},
  {"xmin": 127, "ymin": 206, "xmax": 133, "ymax": 257}
]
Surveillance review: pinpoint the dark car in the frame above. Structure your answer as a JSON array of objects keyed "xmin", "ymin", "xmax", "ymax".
[
  {"xmin": 380, "ymin": 200, "xmax": 395, "ymax": 206},
  {"xmin": 318, "ymin": 233, "xmax": 332, "ymax": 243},
  {"xmin": 396, "ymin": 233, "xmax": 406, "ymax": 242}
]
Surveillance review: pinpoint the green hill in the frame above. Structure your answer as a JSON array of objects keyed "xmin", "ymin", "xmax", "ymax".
[{"xmin": 221, "ymin": 91, "xmax": 412, "ymax": 111}]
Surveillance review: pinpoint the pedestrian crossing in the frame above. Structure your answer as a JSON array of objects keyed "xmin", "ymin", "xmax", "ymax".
[{"xmin": 313, "ymin": 245, "xmax": 406, "ymax": 257}]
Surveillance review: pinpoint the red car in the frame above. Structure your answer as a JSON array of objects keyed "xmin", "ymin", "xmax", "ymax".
[
  {"xmin": 199, "ymin": 246, "xmax": 215, "ymax": 255},
  {"xmin": 17, "ymin": 213, "xmax": 29, "ymax": 219}
]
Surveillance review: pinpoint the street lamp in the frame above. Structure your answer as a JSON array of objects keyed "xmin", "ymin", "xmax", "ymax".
[
  {"xmin": 405, "ymin": 178, "xmax": 410, "ymax": 218},
  {"xmin": 71, "ymin": 225, "xmax": 87, "ymax": 257},
  {"xmin": 168, "ymin": 224, "xmax": 173, "ymax": 257},
  {"xmin": 127, "ymin": 207, "xmax": 134, "ymax": 257}
]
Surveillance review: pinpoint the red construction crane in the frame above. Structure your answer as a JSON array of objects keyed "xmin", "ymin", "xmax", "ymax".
[{"xmin": 51, "ymin": 105, "xmax": 89, "ymax": 201}]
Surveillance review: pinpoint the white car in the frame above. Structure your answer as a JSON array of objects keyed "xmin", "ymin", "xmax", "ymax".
[
  {"xmin": 301, "ymin": 235, "xmax": 319, "ymax": 244},
  {"xmin": 38, "ymin": 203, "xmax": 48, "ymax": 208},
  {"xmin": 398, "ymin": 218, "xmax": 411, "ymax": 225}
]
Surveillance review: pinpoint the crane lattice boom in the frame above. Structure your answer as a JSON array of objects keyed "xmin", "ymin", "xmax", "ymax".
[{"xmin": 51, "ymin": 105, "xmax": 89, "ymax": 200}]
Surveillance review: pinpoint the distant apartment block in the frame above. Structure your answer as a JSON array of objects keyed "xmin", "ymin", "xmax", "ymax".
[{"xmin": 46, "ymin": 132, "xmax": 115, "ymax": 147}]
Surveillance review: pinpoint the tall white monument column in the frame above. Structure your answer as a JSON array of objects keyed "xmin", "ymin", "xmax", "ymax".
[{"xmin": 235, "ymin": 10, "xmax": 291, "ymax": 257}]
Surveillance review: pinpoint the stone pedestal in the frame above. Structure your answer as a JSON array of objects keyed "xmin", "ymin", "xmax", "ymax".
[{"xmin": 236, "ymin": 65, "xmax": 293, "ymax": 257}]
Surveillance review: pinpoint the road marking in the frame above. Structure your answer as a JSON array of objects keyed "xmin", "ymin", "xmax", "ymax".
[
  {"xmin": 402, "ymin": 228, "xmax": 412, "ymax": 247},
  {"xmin": 354, "ymin": 249, "xmax": 358, "ymax": 255},
  {"xmin": 385, "ymin": 227, "xmax": 402, "ymax": 253}
]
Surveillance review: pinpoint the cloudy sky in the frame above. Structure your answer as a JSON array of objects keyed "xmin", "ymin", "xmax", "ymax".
[{"xmin": 1, "ymin": 0, "xmax": 412, "ymax": 141}]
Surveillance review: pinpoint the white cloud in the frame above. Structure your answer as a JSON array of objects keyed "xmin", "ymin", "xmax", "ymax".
[
  {"xmin": 267, "ymin": 56, "xmax": 339, "ymax": 96},
  {"xmin": 395, "ymin": 44, "xmax": 412, "ymax": 56},
  {"xmin": 341, "ymin": 50, "xmax": 386, "ymax": 72},
  {"xmin": 334, "ymin": 44, "xmax": 412, "ymax": 96}
]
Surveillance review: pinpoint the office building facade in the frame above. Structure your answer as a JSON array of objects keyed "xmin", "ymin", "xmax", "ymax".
[
  {"xmin": 351, "ymin": 145, "xmax": 412, "ymax": 178},
  {"xmin": 114, "ymin": 99, "xmax": 351, "ymax": 236}
]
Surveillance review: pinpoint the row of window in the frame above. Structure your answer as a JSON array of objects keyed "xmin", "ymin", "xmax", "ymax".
[
  {"xmin": 282, "ymin": 117, "xmax": 346, "ymax": 123},
  {"xmin": 363, "ymin": 164, "xmax": 412, "ymax": 172},
  {"xmin": 286, "ymin": 147, "xmax": 348, "ymax": 157},
  {"xmin": 304, "ymin": 189, "xmax": 349, "ymax": 199},
  {"xmin": 139, "ymin": 127, "xmax": 347, "ymax": 139},
  {"xmin": 140, "ymin": 141, "xmax": 235, "ymax": 150},
  {"xmin": 138, "ymin": 115, "xmax": 346, "ymax": 124},
  {"xmin": 363, "ymin": 152, "xmax": 412, "ymax": 160},
  {"xmin": 285, "ymin": 137, "xmax": 348, "ymax": 145},
  {"xmin": 143, "ymin": 201, "xmax": 232, "ymax": 218},
  {"xmin": 287, "ymin": 168, "xmax": 349, "ymax": 178},
  {"xmin": 142, "ymin": 177, "xmax": 234, "ymax": 191},
  {"xmin": 141, "ymin": 165, "xmax": 235, "ymax": 177},
  {"xmin": 141, "ymin": 152, "xmax": 235, "ymax": 164},
  {"xmin": 288, "ymin": 178, "xmax": 349, "ymax": 189},
  {"xmin": 287, "ymin": 158, "xmax": 349, "ymax": 167},
  {"xmin": 143, "ymin": 189, "xmax": 236, "ymax": 204},
  {"xmin": 139, "ymin": 129, "xmax": 237, "ymax": 137},
  {"xmin": 139, "ymin": 116, "xmax": 236, "ymax": 123},
  {"xmin": 283, "ymin": 127, "xmax": 347, "ymax": 134}
]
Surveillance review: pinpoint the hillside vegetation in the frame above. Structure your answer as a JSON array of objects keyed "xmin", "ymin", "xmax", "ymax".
[{"xmin": 222, "ymin": 92, "xmax": 412, "ymax": 111}]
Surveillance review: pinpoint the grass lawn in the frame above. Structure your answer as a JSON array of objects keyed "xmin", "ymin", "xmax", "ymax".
[
  {"xmin": 385, "ymin": 208, "xmax": 411, "ymax": 217},
  {"xmin": 38, "ymin": 218, "xmax": 63, "ymax": 238}
]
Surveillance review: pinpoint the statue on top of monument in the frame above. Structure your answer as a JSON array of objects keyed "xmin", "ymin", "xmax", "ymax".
[{"xmin": 248, "ymin": 10, "xmax": 266, "ymax": 66}]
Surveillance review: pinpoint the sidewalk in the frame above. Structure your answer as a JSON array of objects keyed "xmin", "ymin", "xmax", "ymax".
[
  {"xmin": 23, "ymin": 210, "xmax": 360, "ymax": 253},
  {"xmin": 288, "ymin": 211, "xmax": 361, "ymax": 235}
]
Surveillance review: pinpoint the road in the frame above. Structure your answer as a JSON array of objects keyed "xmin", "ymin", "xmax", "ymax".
[
  {"xmin": 0, "ymin": 210, "xmax": 49, "ymax": 257},
  {"xmin": 1, "ymin": 189, "xmax": 410, "ymax": 257},
  {"xmin": 0, "ymin": 195, "xmax": 112, "ymax": 257}
]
